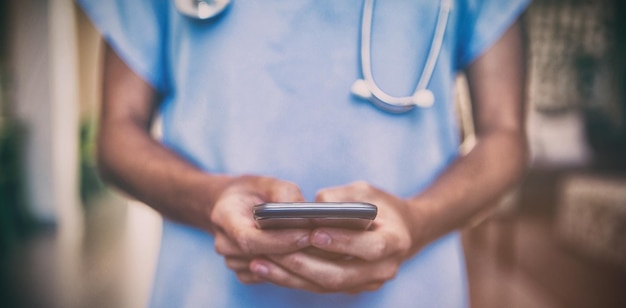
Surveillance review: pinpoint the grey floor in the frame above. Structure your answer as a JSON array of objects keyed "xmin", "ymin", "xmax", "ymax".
[{"xmin": 1, "ymin": 194, "xmax": 161, "ymax": 308}]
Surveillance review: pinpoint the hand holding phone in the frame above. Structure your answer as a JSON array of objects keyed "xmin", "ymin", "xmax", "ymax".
[{"xmin": 253, "ymin": 202, "xmax": 377, "ymax": 230}]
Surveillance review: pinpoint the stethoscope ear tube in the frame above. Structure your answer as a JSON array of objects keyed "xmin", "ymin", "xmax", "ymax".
[{"xmin": 352, "ymin": 0, "xmax": 452, "ymax": 113}]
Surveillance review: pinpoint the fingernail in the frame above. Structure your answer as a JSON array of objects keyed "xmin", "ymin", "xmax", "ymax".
[
  {"xmin": 297, "ymin": 235, "xmax": 310, "ymax": 248},
  {"xmin": 312, "ymin": 231, "xmax": 332, "ymax": 247},
  {"xmin": 251, "ymin": 262, "xmax": 269, "ymax": 276}
]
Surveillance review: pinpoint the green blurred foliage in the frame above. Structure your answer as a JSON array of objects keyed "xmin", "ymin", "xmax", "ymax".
[
  {"xmin": 79, "ymin": 120, "xmax": 106, "ymax": 205},
  {"xmin": 0, "ymin": 121, "xmax": 33, "ymax": 258}
]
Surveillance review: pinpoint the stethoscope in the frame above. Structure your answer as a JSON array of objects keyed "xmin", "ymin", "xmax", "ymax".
[
  {"xmin": 174, "ymin": 0, "xmax": 231, "ymax": 20},
  {"xmin": 174, "ymin": 0, "xmax": 452, "ymax": 113}
]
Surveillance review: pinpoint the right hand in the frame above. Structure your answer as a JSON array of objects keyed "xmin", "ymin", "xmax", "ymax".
[{"xmin": 210, "ymin": 175, "xmax": 311, "ymax": 284}]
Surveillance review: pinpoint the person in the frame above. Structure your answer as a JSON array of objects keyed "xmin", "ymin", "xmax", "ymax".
[{"xmin": 78, "ymin": 0, "xmax": 529, "ymax": 306}]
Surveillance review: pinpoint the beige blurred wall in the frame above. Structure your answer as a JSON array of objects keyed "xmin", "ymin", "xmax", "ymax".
[
  {"xmin": 9, "ymin": 0, "xmax": 82, "ymax": 235},
  {"xmin": 75, "ymin": 3, "xmax": 102, "ymax": 120}
]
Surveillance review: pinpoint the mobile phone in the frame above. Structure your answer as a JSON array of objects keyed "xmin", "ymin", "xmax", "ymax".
[{"xmin": 252, "ymin": 202, "xmax": 377, "ymax": 230}]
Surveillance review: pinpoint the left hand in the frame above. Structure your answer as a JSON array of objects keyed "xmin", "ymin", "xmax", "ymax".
[{"xmin": 248, "ymin": 181, "xmax": 426, "ymax": 293}]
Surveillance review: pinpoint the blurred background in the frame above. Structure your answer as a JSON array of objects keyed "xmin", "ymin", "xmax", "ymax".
[{"xmin": 1, "ymin": 0, "xmax": 625, "ymax": 307}]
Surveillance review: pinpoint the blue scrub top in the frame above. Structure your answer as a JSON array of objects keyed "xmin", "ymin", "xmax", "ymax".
[{"xmin": 78, "ymin": 0, "xmax": 529, "ymax": 307}]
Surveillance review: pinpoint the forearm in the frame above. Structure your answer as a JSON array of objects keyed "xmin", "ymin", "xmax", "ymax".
[
  {"xmin": 97, "ymin": 119, "xmax": 232, "ymax": 231},
  {"xmin": 407, "ymin": 128, "xmax": 527, "ymax": 247},
  {"xmin": 98, "ymin": 43, "xmax": 232, "ymax": 231},
  {"xmin": 407, "ymin": 19, "xmax": 527, "ymax": 251}
]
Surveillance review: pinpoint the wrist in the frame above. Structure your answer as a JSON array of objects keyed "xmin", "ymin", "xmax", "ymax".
[
  {"xmin": 404, "ymin": 197, "xmax": 436, "ymax": 256},
  {"xmin": 195, "ymin": 173, "xmax": 235, "ymax": 232},
  {"xmin": 154, "ymin": 171, "xmax": 233, "ymax": 233}
]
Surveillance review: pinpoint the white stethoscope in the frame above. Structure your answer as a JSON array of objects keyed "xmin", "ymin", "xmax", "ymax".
[
  {"xmin": 174, "ymin": 0, "xmax": 231, "ymax": 20},
  {"xmin": 174, "ymin": 0, "xmax": 452, "ymax": 113}
]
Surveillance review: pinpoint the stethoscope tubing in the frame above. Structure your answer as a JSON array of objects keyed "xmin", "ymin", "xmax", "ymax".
[
  {"xmin": 356, "ymin": 0, "xmax": 452, "ymax": 111},
  {"xmin": 174, "ymin": 0, "xmax": 453, "ymax": 113}
]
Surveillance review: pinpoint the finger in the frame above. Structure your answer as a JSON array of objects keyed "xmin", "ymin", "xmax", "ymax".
[
  {"xmin": 215, "ymin": 231, "xmax": 247, "ymax": 256},
  {"xmin": 215, "ymin": 200, "xmax": 311, "ymax": 255},
  {"xmin": 216, "ymin": 216, "xmax": 311, "ymax": 256},
  {"xmin": 225, "ymin": 257, "xmax": 251, "ymax": 272},
  {"xmin": 268, "ymin": 180, "xmax": 306, "ymax": 203},
  {"xmin": 309, "ymin": 228, "xmax": 398, "ymax": 261},
  {"xmin": 315, "ymin": 181, "xmax": 374, "ymax": 203},
  {"xmin": 248, "ymin": 259, "xmax": 327, "ymax": 293},
  {"xmin": 216, "ymin": 227, "xmax": 310, "ymax": 259},
  {"xmin": 228, "ymin": 226, "xmax": 311, "ymax": 255},
  {"xmin": 315, "ymin": 186, "xmax": 351, "ymax": 203},
  {"xmin": 236, "ymin": 271, "xmax": 265, "ymax": 284},
  {"xmin": 266, "ymin": 252, "xmax": 397, "ymax": 292},
  {"xmin": 346, "ymin": 282, "xmax": 384, "ymax": 294},
  {"xmin": 213, "ymin": 182, "xmax": 310, "ymax": 255},
  {"xmin": 301, "ymin": 246, "xmax": 350, "ymax": 260}
]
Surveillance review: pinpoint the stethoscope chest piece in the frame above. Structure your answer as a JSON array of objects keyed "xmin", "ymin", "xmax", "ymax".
[{"xmin": 175, "ymin": 0, "xmax": 231, "ymax": 20}]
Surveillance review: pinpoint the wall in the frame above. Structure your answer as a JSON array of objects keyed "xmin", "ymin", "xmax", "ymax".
[{"xmin": 9, "ymin": 0, "xmax": 82, "ymax": 234}]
